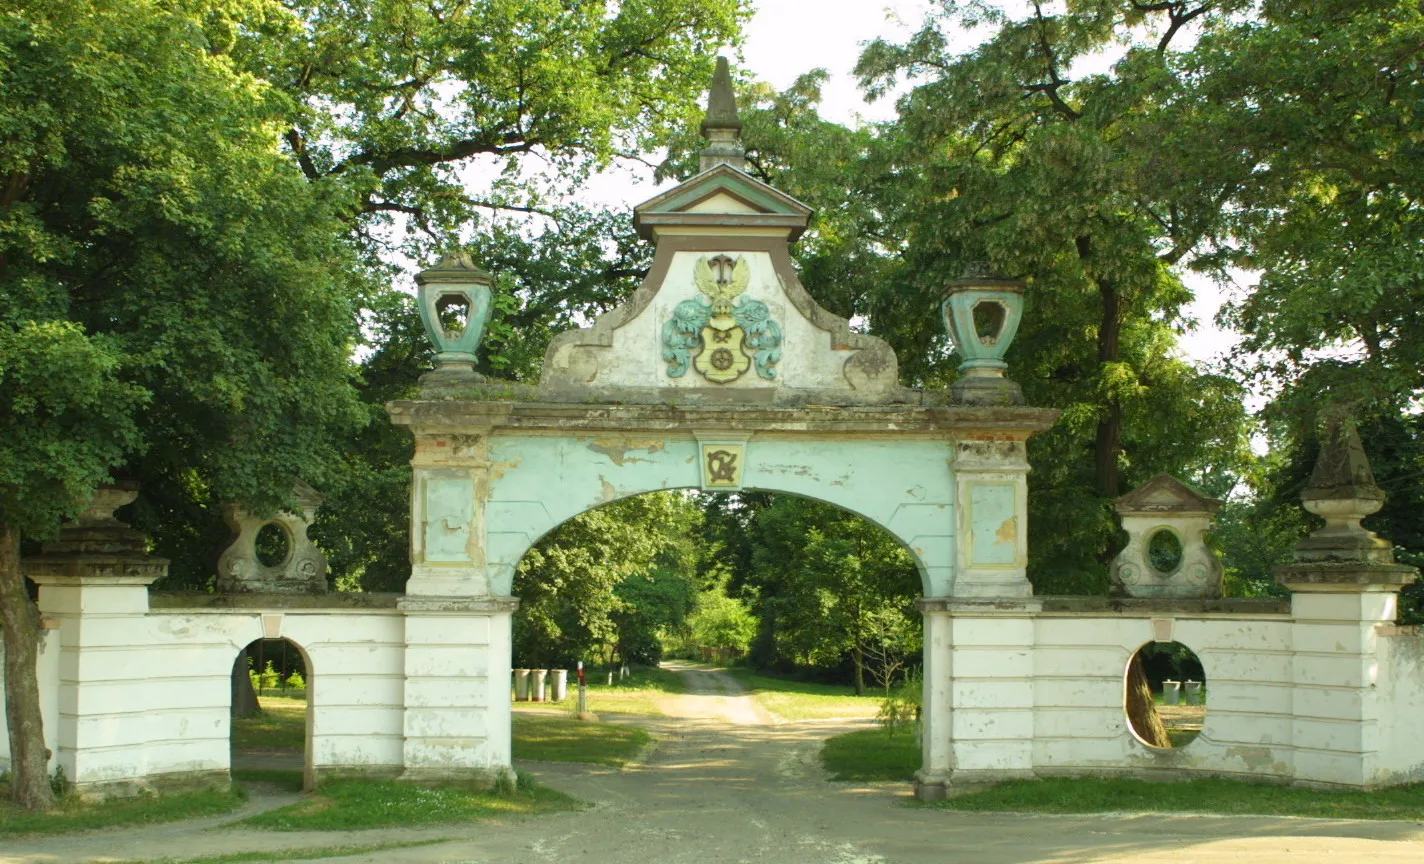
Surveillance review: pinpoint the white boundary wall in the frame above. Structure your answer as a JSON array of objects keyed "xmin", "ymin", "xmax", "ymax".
[{"xmin": 3, "ymin": 586, "xmax": 1422, "ymax": 796}]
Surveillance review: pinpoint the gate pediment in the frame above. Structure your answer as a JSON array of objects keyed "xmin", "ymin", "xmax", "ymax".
[{"xmin": 539, "ymin": 106, "xmax": 900, "ymax": 407}]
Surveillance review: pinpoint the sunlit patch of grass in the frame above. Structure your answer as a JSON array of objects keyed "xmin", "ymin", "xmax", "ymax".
[
  {"xmin": 241, "ymin": 775, "xmax": 578, "ymax": 831},
  {"xmin": 820, "ymin": 727, "xmax": 920, "ymax": 782},
  {"xmin": 724, "ymin": 668, "xmax": 882, "ymax": 721},
  {"xmin": 513, "ymin": 713, "xmax": 651, "ymax": 766},
  {"xmin": 929, "ymin": 776, "xmax": 1424, "ymax": 820},
  {"xmin": 232, "ymin": 695, "xmax": 307, "ymax": 751},
  {"xmin": 550, "ymin": 665, "xmax": 685, "ymax": 717},
  {"xmin": 109, "ymin": 839, "xmax": 451, "ymax": 864}
]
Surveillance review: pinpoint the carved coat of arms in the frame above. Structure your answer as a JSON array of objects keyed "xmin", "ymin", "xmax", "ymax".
[{"xmin": 662, "ymin": 255, "xmax": 782, "ymax": 384}]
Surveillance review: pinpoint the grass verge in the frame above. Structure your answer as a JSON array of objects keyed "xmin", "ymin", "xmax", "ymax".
[
  {"xmin": 724, "ymin": 668, "xmax": 882, "ymax": 721},
  {"xmin": 241, "ymin": 775, "xmax": 578, "ymax": 831},
  {"xmin": 111, "ymin": 839, "xmax": 451, "ymax": 864},
  {"xmin": 232, "ymin": 695, "xmax": 307, "ymax": 750},
  {"xmin": 513, "ymin": 713, "xmax": 652, "ymax": 767},
  {"xmin": 0, "ymin": 782, "xmax": 244, "ymax": 839},
  {"xmin": 932, "ymin": 776, "xmax": 1424, "ymax": 821},
  {"xmin": 820, "ymin": 727, "xmax": 920, "ymax": 782}
]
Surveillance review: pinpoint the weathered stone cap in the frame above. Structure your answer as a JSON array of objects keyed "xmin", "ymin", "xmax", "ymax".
[
  {"xmin": 1114, "ymin": 473, "xmax": 1221, "ymax": 515},
  {"xmin": 700, "ymin": 56, "xmax": 742, "ymax": 135},
  {"xmin": 1302, "ymin": 418, "xmax": 1385, "ymax": 501},
  {"xmin": 415, "ymin": 251, "xmax": 493, "ymax": 285}
]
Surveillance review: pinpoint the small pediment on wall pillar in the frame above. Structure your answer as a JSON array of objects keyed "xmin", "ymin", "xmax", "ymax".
[{"xmin": 538, "ymin": 164, "xmax": 902, "ymax": 407}]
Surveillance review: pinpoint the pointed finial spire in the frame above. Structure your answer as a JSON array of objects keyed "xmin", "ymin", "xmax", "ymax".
[{"xmin": 699, "ymin": 56, "xmax": 746, "ymax": 172}]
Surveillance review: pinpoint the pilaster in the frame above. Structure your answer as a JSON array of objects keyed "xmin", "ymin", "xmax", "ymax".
[
  {"xmin": 405, "ymin": 428, "xmax": 493, "ymax": 597},
  {"xmin": 950, "ymin": 438, "xmax": 1033, "ymax": 598}
]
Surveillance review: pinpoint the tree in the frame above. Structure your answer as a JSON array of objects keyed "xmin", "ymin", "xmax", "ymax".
[
  {"xmin": 686, "ymin": 589, "xmax": 757, "ymax": 660},
  {"xmin": 0, "ymin": 323, "xmax": 143, "ymax": 809},
  {"xmin": 744, "ymin": 497, "xmax": 921, "ymax": 693},
  {"xmin": 231, "ymin": 0, "xmax": 746, "ymax": 260},
  {"xmin": 1, "ymin": 0, "xmax": 368, "ymax": 805},
  {"xmin": 513, "ymin": 492, "xmax": 700, "ymax": 667}
]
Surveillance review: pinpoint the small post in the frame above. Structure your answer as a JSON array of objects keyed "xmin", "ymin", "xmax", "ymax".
[{"xmin": 576, "ymin": 661, "xmax": 595, "ymax": 721}]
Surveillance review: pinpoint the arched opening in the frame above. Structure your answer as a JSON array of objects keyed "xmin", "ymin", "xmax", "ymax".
[
  {"xmin": 230, "ymin": 637, "xmax": 313, "ymax": 790},
  {"xmin": 1125, "ymin": 640, "xmax": 1206, "ymax": 749},
  {"xmin": 506, "ymin": 488, "xmax": 926, "ymax": 782}
]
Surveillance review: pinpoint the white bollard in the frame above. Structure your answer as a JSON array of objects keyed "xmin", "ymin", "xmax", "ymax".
[
  {"xmin": 514, "ymin": 668, "xmax": 531, "ymax": 702},
  {"xmin": 532, "ymin": 669, "xmax": 548, "ymax": 702},
  {"xmin": 1162, "ymin": 679, "xmax": 1181, "ymax": 706},
  {"xmin": 1183, "ymin": 680, "xmax": 1202, "ymax": 706},
  {"xmin": 551, "ymin": 669, "xmax": 568, "ymax": 702}
]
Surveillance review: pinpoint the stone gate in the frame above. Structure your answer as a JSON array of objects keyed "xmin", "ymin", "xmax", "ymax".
[{"xmin": 4, "ymin": 59, "xmax": 1423, "ymax": 799}]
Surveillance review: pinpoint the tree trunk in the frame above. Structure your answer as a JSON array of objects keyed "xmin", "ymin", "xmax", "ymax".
[
  {"xmin": 1125, "ymin": 653, "xmax": 1171, "ymax": 748},
  {"xmin": 852, "ymin": 643, "xmax": 866, "ymax": 697},
  {"xmin": 231, "ymin": 649, "xmax": 259, "ymax": 719},
  {"xmin": 1078, "ymin": 235, "xmax": 1124, "ymax": 498},
  {"xmin": 0, "ymin": 523, "xmax": 56, "ymax": 810}
]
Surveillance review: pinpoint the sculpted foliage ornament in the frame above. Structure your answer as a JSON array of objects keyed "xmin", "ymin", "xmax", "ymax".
[{"xmin": 662, "ymin": 255, "xmax": 782, "ymax": 384}]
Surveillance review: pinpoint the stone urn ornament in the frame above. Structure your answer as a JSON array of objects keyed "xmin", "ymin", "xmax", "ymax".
[
  {"xmin": 942, "ymin": 268, "xmax": 1026, "ymax": 405},
  {"xmin": 416, "ymin": 251, "xmax": 494, "ymax": 392}
]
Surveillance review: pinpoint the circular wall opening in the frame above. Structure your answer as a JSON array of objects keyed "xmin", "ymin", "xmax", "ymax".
[
  {"xmin": 1146, "ymin": 528, "xmax": 1183, "ymax": 574},
  {"xmin": 254, "ymin": 522, "xmax": 292, "ymax": 568},
  {"xmin": 1125, "ymin": 641, "xmax": 1206, "ymax": 749}
]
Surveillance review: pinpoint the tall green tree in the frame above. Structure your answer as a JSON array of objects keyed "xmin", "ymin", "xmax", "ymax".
[{"xmin": 0, "ymin": 0, "xmax": 365, "ymax": 805}]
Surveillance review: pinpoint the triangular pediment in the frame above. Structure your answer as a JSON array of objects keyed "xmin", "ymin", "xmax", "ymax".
[
  {"xmin": 632, "ymin": 163, "xmax": 813, "ymax": 240},
  {"xmin": 1115, "ymin": 474, "xmax": 1221, "ymax": 514}
]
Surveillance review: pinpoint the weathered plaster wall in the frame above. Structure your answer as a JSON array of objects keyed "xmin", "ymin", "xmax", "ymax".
[
  {"xmin": 1374, "ymin": 626, "xmax": 1424, "ymax": 786},
  {"xmin": 1029, "ymin": 610, "xmax": 1295, "ymax": 780},
  {"xmin": 484, "ymin": 433, "xmax": 956, "ymax": 597}
]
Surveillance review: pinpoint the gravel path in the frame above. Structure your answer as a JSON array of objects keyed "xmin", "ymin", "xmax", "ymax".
[{"xmin": 5, "ymin": 663, "xmax": 1424, "ymax": 864}]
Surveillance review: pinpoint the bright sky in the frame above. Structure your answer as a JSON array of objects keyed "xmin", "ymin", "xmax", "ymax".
[{"xmin": 575, "ymin": 1, "xmax": 1246, "ymax": 370}]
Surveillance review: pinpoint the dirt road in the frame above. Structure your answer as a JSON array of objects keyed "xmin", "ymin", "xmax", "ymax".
[{"xmin": 6, "ymin": 663, "xmax": 1424, "ymax": 864}]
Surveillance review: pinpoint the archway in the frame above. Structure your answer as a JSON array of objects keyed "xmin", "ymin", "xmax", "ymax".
[
  {"xmin": 230, "ymin": 637, "xmax": 313, "ymax": 790},
  {"xmin": 507, "ymin": 487, "xmax": 925, "ymax": 777}
]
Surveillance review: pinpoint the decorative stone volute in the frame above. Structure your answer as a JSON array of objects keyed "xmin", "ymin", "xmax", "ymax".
[
  {"xmin": 1276, "ymin": 419, "xmax": 1417, "ymax": 592},
  {"xmin": 216, "ymin": 481, "xmax": 327, "ymax": 594},
  {"xmin": 699, "ymin": 56, "xmax": 746, "ymax": 172},
  {"xmin": 942, "ymin": 267, "xmax": 1026, "ymax": 406},
  {"xmin": 23, "ymin": 486, "xmax": 168, "ymax": 586},
  {"xmin": 1109, "ymin": 474, "xmax": 1223, "ymax": 598}
]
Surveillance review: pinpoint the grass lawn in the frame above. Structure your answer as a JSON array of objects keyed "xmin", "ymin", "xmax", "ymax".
[
  {"xmin": 513, "ymin": 713, "xmax": 652, "ymax": 767},
  {"xmin": 933, "ymin": 777, "xmax": 1424, "ymax": 821},
  {"xmin": 548, "ymin": 665, "xmax": 685, "ymax": 717},
  {"xmin": 0, "ymin": 781, "xmax": 244, "ymax": 839},
  {"xmin": 232, "ymin": 695, "xmax": 307, "ymax": 750},
  {"xmin": 724, "ymin": 668, "xmax": 882, "ymax": 721},
  {"xmin": 241, "ymin": 776, "xmax": 578, "ymax": 831},
  {"xmin": 820, "ymin": 727, "xmax": 921, "ymax": 782}
]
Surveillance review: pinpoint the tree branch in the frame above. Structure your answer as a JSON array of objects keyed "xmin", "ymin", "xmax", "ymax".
[
  {"xmin": 1027, "ymin": 2, "xmax": 1081, "ymax": 120},
  {"xmin": 284, "ymin": 130, "xmax": 321, "ymax": 180}
]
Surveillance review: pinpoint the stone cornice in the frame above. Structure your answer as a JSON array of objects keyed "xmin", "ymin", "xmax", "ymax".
[{"xmin": 387, "ymin": 399, "xmax": 1060, "ymax": 439}]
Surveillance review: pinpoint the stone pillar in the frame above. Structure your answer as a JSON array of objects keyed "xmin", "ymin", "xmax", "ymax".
[
  {"xmin": 1274, "ymin": 420, "xmax": 1416, "ymax": 788},
  {"xmin": 916, "ymin": 598, "xmax": 1039, "ymax": 800},
  {"xmin": 23, "ymin": 488, "xmax": 168, "ymax": 794},
  {"xmin": 399, "ymin": 595, "xmax": 518, "ymax": 784},
  {"xmin": 406, "ymin": 429, "xmax": 491, "ymax": 598},
  {"xmin": 950, "ymin": 437, "xmax": 1032, "ymax": 598}
]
